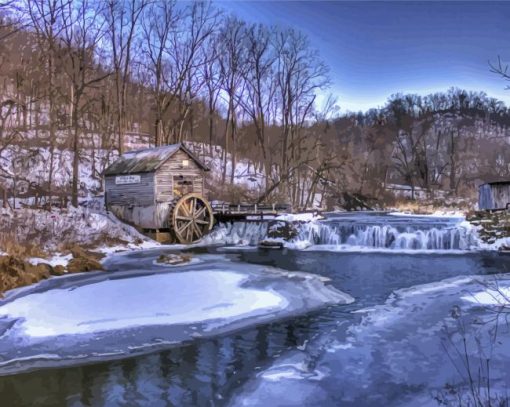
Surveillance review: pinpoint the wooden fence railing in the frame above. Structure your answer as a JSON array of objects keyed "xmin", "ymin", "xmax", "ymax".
[{"xmin": 211, "ymin": 202, "xmax": 291, "ymax": 215}]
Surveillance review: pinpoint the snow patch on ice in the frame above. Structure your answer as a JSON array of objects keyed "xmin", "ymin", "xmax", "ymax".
[
  {"xmin": 396, "ymin": 276, "xmax": 475, "ymax": 298},
  {"xmin": 462, "ymin": 287, "xmax": 510, "ymax": 306},
  {"xmin": 259, "ymin": 362, "xmax": 325, "ymax": 382},
  {"xmin": 0, "ymin": 270, "xmax": 286, "ymax": 338}
]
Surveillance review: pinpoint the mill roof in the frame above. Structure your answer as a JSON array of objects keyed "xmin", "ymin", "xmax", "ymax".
[
  {"xmin": 479, "ymin": 180, "xmax": 510, "ymax": 187},
  {"xmin": 104, "ymin": 143, "xmax": 209, "ymax": 176}
]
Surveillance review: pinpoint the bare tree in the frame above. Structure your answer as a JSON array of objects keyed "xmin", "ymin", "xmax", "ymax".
[
  {"xmin": 170, "ymin": 2, "xmax": 218, "ymax": 143},
  {"xmin": 24, "ymin": 0, "xmax": 71, "ymax": 206},
  {"xmin": 199, "ymin": 33, "xmax": 221, "ymax": 154},
  {"xmin": 104, "ymin": 0, "xmax": 147, "ymax": 154},
  {"xmin": 142, "ymin": 1, "xmax": 217, "ymax": 146},
  {"xmin": 238, "ymin": 23, "xmax": 276, "ymax": 184},
  {"xmin": 141, "ymin": 0, "xmax": 180, "ymax": 147},
  {"xmin": 0, "ymin": 1, "xmax": 23, "ymax": 42},
  {"xmin": 59, "ymin": 0, "xmax": 110, "ymax": 207},
  {"xmin": 217, "ymin": 16, "xmax": 247, "ymax": 184},
  {"xmin": 272, "ymin": 27, "xmax": 329, "ymax": 205}
]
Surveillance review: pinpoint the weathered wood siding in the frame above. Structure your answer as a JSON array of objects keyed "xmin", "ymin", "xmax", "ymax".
[
  {"xmin": 479, "ymin": 183, "xmax": 510, "ymax": 210},
  {"xmin": 479, "ymin": 184, "xmax": 493, "ymax": 210},
  {"xmin": 155, "ymin": 150, "xmax": 204, "ymax": 201},
  {"xmin": 105, "ymin": 173, "xmax": 155, "ymax": 207},
  {"xmin": 108, "ymin": 204, "xmax": 157, "ymax": 229}
]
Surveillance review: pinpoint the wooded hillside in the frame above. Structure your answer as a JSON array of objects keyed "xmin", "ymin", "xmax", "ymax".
[{"xmin": 1, "ymin": 0, "xmax": 509, "ymax": 210}]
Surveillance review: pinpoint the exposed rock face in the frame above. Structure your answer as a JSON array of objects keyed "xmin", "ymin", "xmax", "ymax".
[
  {"xmin": 156, "ymin": 253, "xmax": 192, "ymax": 266},
  {"xmin": 467, "ymin": 211, "xmax": 510, "ymax": 244},
  {"xmin": 258, "ymin": 240, "xmax": 284, "ymax": 249},
  {"xmin": 267, "ymin": 221, "xmax": 299, "ymax": 241}
]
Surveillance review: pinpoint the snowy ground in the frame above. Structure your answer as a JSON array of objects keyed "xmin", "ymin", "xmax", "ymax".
[
  {"xmin": 0, "ymin": 144, "xmax": 114, "ymax": 195},
  {"xmin": 0, "ymin": 250, "xmax": 352, "ymax": 375},
  {"xmin": 0, "ymin": 206, "xmax": 158, "ymax": 255},
  {"xmin": 275, "ymin": 212, "xmax": 324, "ymax": 222},
  {"xmin": 188, "ymin": 142, "xmax": 265, "ymax": 191}
]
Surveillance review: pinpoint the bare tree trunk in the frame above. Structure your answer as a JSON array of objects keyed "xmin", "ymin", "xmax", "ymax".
[
  {"xmin": 71, "ymin": 96, "xmax": 80, "ymax": 208},
  {"xmin": 449, "ymin": 129, "xmax": 457, "ymax": 192},
  {"xmin": 230, "ymin": 109, "xmax": 236, "ymax": 184},
  {"xmin": 208, "ymin": 98, "xmax": 214, "ymax": 155},
  {"xmin": 222, "ymin": 107, "xmax": 230, "ymax": 184}
]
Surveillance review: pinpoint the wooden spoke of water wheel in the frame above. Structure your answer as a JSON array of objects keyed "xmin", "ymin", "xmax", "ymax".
[{"xmin": 171, "ymin": 193, "xmax": 214, "ymax": 243}]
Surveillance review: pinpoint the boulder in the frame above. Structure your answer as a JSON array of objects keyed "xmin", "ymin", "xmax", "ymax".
[
  {"xmin": 156, "ymin": 253, "xmax": 192, "ymax": 266},
  {"xmin": 258, "ymin": 240, "xmax": 285, "ymax": 250},
  {"xmin": 267, "ymin": 220, "xmax": 298, "ymax": 241}
]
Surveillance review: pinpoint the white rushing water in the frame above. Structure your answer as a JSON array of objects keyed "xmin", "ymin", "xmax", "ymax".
[
  {"xmin": 293, "ymin": 221, "xmax": 479, "ymax": 250},
  {"xmin": 201, "ymin": 222, "xmax": 269, "ymax": 246},
  {"xmin": 205, "ymin": 214, "xmax": 481, "ymax": 251}
]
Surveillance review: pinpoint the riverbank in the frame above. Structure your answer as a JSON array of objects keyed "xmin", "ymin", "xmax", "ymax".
[
  {"xmin": 0, "ymin": 206, "xmax": 161, "ymax": 295},
  {"xmin": 467, "ymin": 210, "xmax": 510, "ymax": 249},
  {"xmin": 0, "ymin": 253, "xmax": 353, "ymax": 376},
  {"xmin": 2, "ymin": 207, "xmax": 509, "ymax": 296},
  {"xmin": 0, "ymin": 247, "xmax": 104, "ymax": 295}
]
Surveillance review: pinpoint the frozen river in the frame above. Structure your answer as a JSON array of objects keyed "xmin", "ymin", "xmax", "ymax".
[{"xmin": 1, "ymin": 213, "xmax": 510, "ymax": 406}]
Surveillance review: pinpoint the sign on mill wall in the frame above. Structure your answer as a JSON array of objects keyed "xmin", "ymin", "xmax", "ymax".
[{"xmin": 115, "ymin": 175, "xmax": 141, "ymax": 185}]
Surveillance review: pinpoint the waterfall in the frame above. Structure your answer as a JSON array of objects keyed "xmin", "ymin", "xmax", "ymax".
[
  {"xmin": 202, "ymin": 215, "xmax": 481, "ymax": 251},
  {"xmin": 293, "ymin": 221, "xmax": 479, "ymax": 250},
  {"xmin": 201, "ymin": 222, "xmax": 269, "ymax": 246}
]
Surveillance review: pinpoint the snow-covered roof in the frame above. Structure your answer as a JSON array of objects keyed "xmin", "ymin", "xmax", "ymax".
[
  {"xmin": 104, "ymin": 143, "xmax": 209, "ymax": 175},
  {"xmin": 480, "ymin": 180, "xmax": 510, "ymax": 186}
]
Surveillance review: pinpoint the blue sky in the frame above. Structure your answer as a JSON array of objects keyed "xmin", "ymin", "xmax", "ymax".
[{"xmin": 218, "ymin": 1, "xmax": 510, "ymax": 112}]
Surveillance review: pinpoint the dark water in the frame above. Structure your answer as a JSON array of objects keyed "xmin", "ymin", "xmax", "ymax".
[{"xmin": 1, "ymin": 244, "xmax": 509, "ymax": 406}]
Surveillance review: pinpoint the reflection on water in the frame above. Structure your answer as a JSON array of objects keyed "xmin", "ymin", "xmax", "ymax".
[
  {"xmin": 1, "ymin": 247, "xmax": 509, "ymax": 406},
  {"xmin": 0, "ymin": 315, "xmax": 314, "ymax": 406}
]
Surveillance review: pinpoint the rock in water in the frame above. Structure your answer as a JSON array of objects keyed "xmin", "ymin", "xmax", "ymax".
[
  {"xmin": 259, "ymin": 240, "xmax": 284, "ymax": 250},
  {"xmin": 67, "ymin": 247, "xmax": 104, "ymax": 273},
  {"xmin": 156, "ymin": 253, "xmax": 192, "ymax": 265},
  {"xmin": 267, "ymin": 220, "xmax": 298, "ymax": 240}
]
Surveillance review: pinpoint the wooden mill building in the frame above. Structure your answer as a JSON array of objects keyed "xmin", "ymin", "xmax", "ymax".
[
  {"xmin": 478, "ymin": 181, "xmax": 510, "ymax": 211},
  {"xmin": 104, "ymin": 143, "xmax": 213, "ymax": 243}
]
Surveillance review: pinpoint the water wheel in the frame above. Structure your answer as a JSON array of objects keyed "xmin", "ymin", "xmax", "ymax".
[{"xmin": 171, "ymin": 193, "xmax": 214, "ymax": 243}]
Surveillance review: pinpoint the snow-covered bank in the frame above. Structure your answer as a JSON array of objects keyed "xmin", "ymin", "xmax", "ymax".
[
  {"xmin": 0, "ymin": 252, "xmax": 353, "ymax": 375},
  {"xmin": 0, "ymin": 206, "xmax": 159, "ymax": 256},
  {"xmin": 27, "ymin": 253, "xmax": 73, "ymax": 268},
  {"xmin": 467, "ymin": 210, "xmax": 510, "ymax": 249}
]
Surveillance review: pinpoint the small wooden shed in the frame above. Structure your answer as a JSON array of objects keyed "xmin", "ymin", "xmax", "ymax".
[
  {"xmin": 104, "ymin": 143, "xmax": 213, "ymax": 242},
  {"xmin": 478, "ymin": 181, "xmax": 510, "ymax": 211}
]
